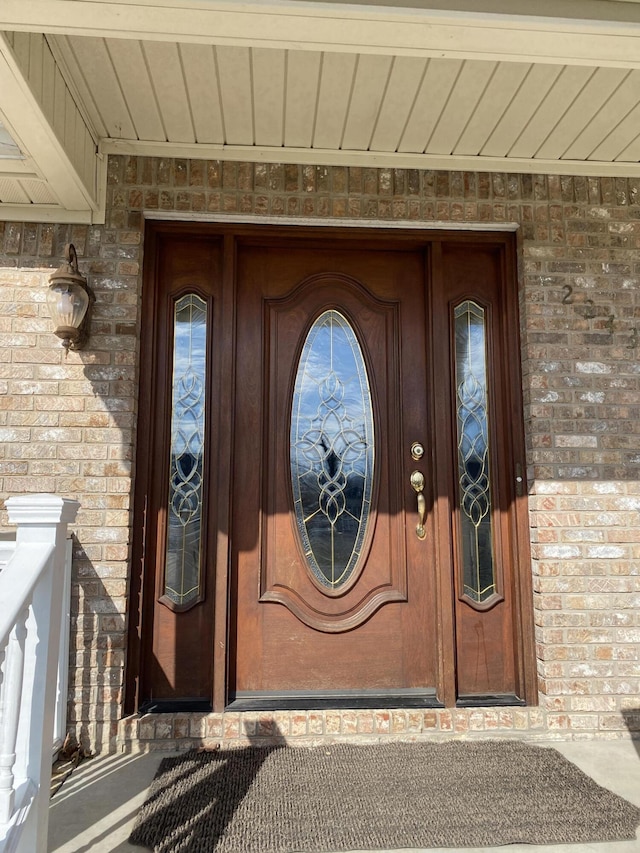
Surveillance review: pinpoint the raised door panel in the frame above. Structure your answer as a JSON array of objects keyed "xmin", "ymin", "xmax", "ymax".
[{"xmin": 262, "ymin": 275, "xmax": 406, "ymax": 631}]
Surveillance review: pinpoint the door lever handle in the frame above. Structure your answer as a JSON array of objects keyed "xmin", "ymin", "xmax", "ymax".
[{"xmin": 410, "ymin": 470, "xmax": 426, "ymax": 540}]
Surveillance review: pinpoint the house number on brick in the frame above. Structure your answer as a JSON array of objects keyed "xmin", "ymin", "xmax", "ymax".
[{"xmin": 562, "ymin": 284, "xmax": 637, "ymax": 348}]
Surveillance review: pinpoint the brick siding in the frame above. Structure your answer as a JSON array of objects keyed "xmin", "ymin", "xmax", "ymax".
[{"xmin": 0, "ymin": 157, "xmax": 639, "ymax": 751}]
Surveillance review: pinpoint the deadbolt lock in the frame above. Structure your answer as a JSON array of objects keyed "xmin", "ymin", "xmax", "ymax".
[{"xmin": 410, "ymin": 442, "xmax": 425, "ymax": 461}]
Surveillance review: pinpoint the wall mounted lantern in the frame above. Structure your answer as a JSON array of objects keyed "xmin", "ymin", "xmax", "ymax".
[{"xmin": 46, "ymin": 243, "xmax": 94, "ymax": 352}]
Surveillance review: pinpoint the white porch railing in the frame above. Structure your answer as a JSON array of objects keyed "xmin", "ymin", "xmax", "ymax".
[
  {"xmin": 0, "ymin": 535, "xmax": 73, "ymax": 762},
  {"xmin": 0, "ymin": 495, "xmax": 79, "ymax": 853}
]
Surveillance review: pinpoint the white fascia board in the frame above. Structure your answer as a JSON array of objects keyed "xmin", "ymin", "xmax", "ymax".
[
  {"xmin": 0, "ymin": 204, "xmax": 95, "ymax": 223},
  {"xmin": 0, "ymin": 34, "xmax": 97, "ymax": 214},
  {"xmin": 100, "ymin": 138, "xmax": 640, "ymax": 178},
  {"xmin": 3, "ymin": 0, "xmax": 640, "ymax": 68}
]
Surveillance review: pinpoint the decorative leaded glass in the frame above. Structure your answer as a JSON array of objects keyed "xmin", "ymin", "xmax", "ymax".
[
  {"xmin": 290, "ymin": 310, "xmax": 374, "ymax": 589},
  {"xmin": 454, "ymin": 300, "xmax": 496, "ymax": 604},
  {"xmin": 164, "ymin": 294, "xmax": 207, "ymax": 607}
]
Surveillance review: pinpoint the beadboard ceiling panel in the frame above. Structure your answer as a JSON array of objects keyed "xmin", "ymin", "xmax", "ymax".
[
  {"xmin": 107, "ymin": 39, "xmax": 165, "ymax": 142},
  {"xmin": 562, "ymin": 69, "xmax": 640, "ymax": 161},
  {"xmin": 428, "ymin": 60, "xmax": 497, "ymax": 155},
  {"xmin": 2, "ymin": 1, "xmax": 640, "ymax": 222},
  {"xmin": 535, "ymin": 67, "xmax": 629, "ymax": 160},
  {"xmin": 454, "ymin": 62, "xmax": 530, "ymax": 157},
  {"xmin": 285, "ymin": 51, "xmax": 322, "ymax": 149},
  {"xmin": 38, "ymin": 37, "xmax": 617, "ymax": 163},
  {"xmin": 252, "ymin": 48, "xmax": 286, "ymax": 148},
  {"xmin": 397, "ymin": 59, "xmax": 462, "ymax": 153},
  {"xmin": 66, "ymin": 36, "xmax": 137, "ymax": 140},
  {"xmin": 480, "ymin": 64, "xmax": 563, "ymax": 158},
  {"xmin": 369, "ymin": 57, "xmax": 427, "ymax": 153},
  {"xmin": 313, "ymin": 53, "xmax": 358, "ymax": 151},
  {"xmin": 181, "ymin": 44, "xmax": 224, "ymax": 145},
  {"xmin": 54, "ymin": 35, "xmax": 640, "ymax": 167},
  {"xmin": 139, "ymin": 42, "xmax": 193, "ymax": 144},
  {"xmin": 216, "ymin": 46, "xmax": 253, "ymax": 146}
]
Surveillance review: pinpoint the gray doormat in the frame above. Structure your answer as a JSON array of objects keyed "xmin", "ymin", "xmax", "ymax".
[{"xmin": 129, "ymin": 741, "xmax": 640, "ymax": 852}]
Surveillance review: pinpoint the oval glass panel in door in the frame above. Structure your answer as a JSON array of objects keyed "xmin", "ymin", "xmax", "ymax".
[
  {"xmin": 164, "ymin": 293, "xmax": 207, "ymax": 608},
  {"xmin": 291, "ymin": 310, "xmax": 375, "ymax": 590},
  {"xmin": 454, "ymin": 300, "xmax": 496, "ymax": 604}
]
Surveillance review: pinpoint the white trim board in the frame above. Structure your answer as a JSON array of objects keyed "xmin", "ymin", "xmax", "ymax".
[
  {"xmin": 3, "ymin": 1, "xmax": 640, "ymax": 68},
  {"xmin": 101, "ymin": 140, "xmax": 640, "ymax": 178},
  {"xmin": 145, "ymin": 210, "xmax": 520, "ymax": 232},
  {"xmin": 0, "ymin": 204, "xmax": 96, "ymax": 223}
]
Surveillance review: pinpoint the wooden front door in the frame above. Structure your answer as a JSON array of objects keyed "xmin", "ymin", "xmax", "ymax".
[
  {"xmin": 128, "ymin": 224, "xmax": 535, "ymax": 713},
  {"xmin": 231, "ymin": 242, "xmax": 438, "ymax": 704}
]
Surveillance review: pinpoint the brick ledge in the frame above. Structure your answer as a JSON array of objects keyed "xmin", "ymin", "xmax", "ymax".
[{"xmin": 115, "ymin": 706, "xmax": 640, "ymax": 753}]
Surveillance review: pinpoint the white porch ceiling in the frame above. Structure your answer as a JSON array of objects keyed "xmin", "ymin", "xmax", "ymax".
[
  {"xmin": 59, "ymin": 38, "xmax": 640, "ymax": 165},
  {"xmin": 2, "ymin": 0, "xmax": 640, "ymax": 223}
]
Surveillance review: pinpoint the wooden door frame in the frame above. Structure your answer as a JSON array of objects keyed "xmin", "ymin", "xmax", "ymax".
[{"xmin": 126, "ymin": 220, "xmax": 536, "ymax": 714}]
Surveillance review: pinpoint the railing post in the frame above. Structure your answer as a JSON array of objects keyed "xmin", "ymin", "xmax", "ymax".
[
  {"xmin": 0, "ymin": 613, "xmax": 28, "ymax": 824},
  {"xmin": 4, "ymin": 495, "xmax": 79, "ymax": 853},
  {"xmin": 53, "ymin": 536, "xmax": 73, "ymax": 755}
]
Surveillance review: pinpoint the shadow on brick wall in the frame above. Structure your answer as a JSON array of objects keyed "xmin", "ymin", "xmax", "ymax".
[
  {"xmin": 622, "ymin": 708, "xmax": 640, "ymax": 758},
  {"xmin": 70, "ymin": 533, "xmax": 127, "ymax": 754}
]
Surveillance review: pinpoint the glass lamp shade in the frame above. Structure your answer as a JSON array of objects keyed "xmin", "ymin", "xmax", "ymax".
[{"xmin": 46, "ymin": 282, "xmax": 90, "ymax": 347}]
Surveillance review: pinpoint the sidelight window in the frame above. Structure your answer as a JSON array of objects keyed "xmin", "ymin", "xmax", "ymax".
[
  {"xmin": 164, "ymin": 293, "xmax": 207, "ymax": 608},
  {"xmin": 454, "ymin": 300, "xmax": 496, "ymax": 605}
]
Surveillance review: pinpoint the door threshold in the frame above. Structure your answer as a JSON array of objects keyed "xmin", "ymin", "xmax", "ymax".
[
  {"xmin": 138, "ymin": 698, "xmax": 212, "ymax": 714},
  {"xmin": 456, "ymin": 694, "xmax": 526, "ymax": 708},
  {"xmin": 227, "ymin": 689, "xmax": 442, "ymax": 711}
]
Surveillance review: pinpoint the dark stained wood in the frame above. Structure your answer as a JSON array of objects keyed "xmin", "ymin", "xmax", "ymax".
[
  {"xmin": 132, "ymin": 233, "xmax": 224, "ymax": 706},
  {"xmin": 211, "ymin": 233, "xmax": 238, "ymax": 711},
  {"xmin": 428, "ymin": 240, "xmax": 458, "ymax": 709},
  {"xmin": 231, "ymin": 243, "xmax": 437, "ymax": 695},
  {"xmin": 128, "ymin": 222, "xmax": 536, "ymax": 712},
  {"xmin": 435, "ymin": 241, "xmax": 525, "ymax": 699}
]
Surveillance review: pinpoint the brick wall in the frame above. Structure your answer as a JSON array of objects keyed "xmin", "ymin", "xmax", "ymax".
[
  {"xmin": 0, "ymin": 157, "xmax": 639, "ymax": 750},
  {"xmin": 0, "ymin": 213, "xmax": 140, "ymax": 750}
]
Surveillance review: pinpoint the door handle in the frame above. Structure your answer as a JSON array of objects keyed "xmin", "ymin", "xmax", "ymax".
[{"xmin": 410, "ymin": 470, "xmax": 426, "ymax": 540}]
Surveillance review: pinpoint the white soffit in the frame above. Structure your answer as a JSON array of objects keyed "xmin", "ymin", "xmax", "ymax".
[
  {"xmin": 0, "ymin": 31, "xmax": 105, "ymax": 223},
  {"xmin": 1, "ymin": 0, "xmax": 640, "ymax": 224},
  {"xmin": 62, "ymin": 37, "xmax": 640, "ymax": 175}
]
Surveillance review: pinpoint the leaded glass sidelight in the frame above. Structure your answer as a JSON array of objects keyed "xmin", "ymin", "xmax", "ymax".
[
  {"xmin": 291, "ymin": 310, "xmax": 375, "ymax": 590},
  {"xmin": 454, "ymin": 300, "xmax": 496, "ymax": 604},
  {"xmin": 164, "ymin": 294, "xmax": 207, "ymax": 608}
]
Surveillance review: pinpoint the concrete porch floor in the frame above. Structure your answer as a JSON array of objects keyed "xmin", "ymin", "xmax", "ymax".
[{"xmin": 48, "ymin": 738, "xmax": 640, "ymax": 853}]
